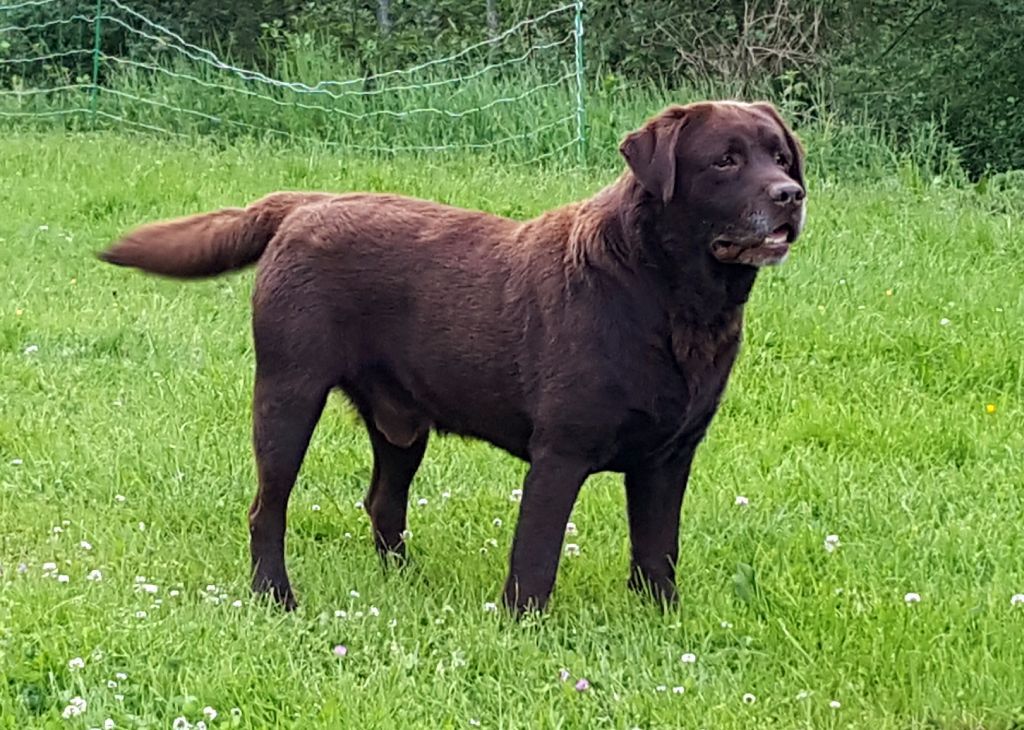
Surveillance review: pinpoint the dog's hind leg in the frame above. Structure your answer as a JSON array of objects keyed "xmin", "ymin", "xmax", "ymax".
[
  {"xmin": 248, "ymin": 357, "xmax": 330, "ymax": 610},
  {"xmin": 364, "ymin": 419, "xmax": 428, "ymax": 563}
]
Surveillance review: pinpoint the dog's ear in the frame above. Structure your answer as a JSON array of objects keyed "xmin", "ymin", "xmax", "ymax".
[
  {"xmin": 751, "ymin": 102, "xmax": 805, "ymax": 190},
  {"xmin": 619, "ymin": 106, "xmax": 689, "ymax": 204}
]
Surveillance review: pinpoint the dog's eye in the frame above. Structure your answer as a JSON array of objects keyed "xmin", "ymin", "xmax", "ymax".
[
  {"xmin": 775, "ymin": 152, "xmax": 789, "ymax": 167},
  {"xmin": 713, "ymin": 154, "xmax": 737, "ymax": 169}
]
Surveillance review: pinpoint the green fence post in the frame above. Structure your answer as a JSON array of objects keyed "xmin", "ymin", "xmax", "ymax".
[
  {"xmin": 90, "ymin": 0, "xmax": 102, "ymax": 125},
  {"xmin": 573, "ymin": 0, "xmax": 586, "ymax": 166}
]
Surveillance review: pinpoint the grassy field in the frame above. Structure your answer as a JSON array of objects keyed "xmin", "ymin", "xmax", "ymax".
[{"xmin": 1, "ymin": 132, "xmax": 1023, "ymax": 729}]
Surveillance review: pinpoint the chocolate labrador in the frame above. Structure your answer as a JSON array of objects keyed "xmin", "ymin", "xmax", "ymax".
[{"xmin": 100, "ymin": 100, "xmax": 806, "ymax": 614}]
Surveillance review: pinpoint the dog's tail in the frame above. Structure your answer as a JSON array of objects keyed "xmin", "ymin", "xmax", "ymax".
[{"xmin": 98, "ymin": 191, "xmax": 332, "ymax": 279}]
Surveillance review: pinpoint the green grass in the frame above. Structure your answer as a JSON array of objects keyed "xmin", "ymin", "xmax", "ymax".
[{"xmin": 1, "ymin": 131, "xmax": 1023, "ymax": 729}]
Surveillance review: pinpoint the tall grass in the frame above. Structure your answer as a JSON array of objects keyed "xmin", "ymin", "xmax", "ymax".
[{"xmin": 0, "ymin": 18, "xmax": 983, "ymax": 179}]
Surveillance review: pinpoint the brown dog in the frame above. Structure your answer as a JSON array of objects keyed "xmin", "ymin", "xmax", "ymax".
[{"xmin": 100, "ymin": 101, "xmax": 806, "ymax": 614}]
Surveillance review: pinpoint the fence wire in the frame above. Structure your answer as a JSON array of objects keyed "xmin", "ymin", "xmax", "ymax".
[{"xmin": 0, "ymin": 0, "xmax": 587, "ymax": 165}]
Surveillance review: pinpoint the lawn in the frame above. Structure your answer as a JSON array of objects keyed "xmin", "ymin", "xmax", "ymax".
[{"xmin": 1, "ymin": 132, "xmax": 1023, "ymax": 729}]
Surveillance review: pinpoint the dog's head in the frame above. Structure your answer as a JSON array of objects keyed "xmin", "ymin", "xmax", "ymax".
[{"xmin": 620, "ymin": 101, "xmax": 806, "ymax": 267}]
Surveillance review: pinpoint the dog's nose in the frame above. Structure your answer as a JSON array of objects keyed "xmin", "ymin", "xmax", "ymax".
[{"xmin": 768, "ymin": 181, "xmax": 805, "ymax": 206}]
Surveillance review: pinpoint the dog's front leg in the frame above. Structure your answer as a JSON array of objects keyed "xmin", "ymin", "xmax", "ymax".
[
  {"xmin": 623, "ymin": 447, "xmax": 698, "ymax": 606},
  {"xmin": 502, "ymin": 454, "xmax": 589, "ymax": 614}
]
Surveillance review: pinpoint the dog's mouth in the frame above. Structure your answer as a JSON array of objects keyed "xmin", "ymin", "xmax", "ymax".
[{"xmin": 711, "ymin": 224, "xmax": 795, "ymax": 267}]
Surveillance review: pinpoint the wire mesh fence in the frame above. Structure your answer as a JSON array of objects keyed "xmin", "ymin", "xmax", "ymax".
[{"xmin": 0, "ymin": 0, "xmax": 586, "ymax": 164}]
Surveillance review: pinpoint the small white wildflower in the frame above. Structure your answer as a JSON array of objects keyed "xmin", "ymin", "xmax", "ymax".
[
  {"xmin": 680, "ymin": 652, "xmax": 697, "ymax": 664},
  {"xmin": 417, "ymin": 498, "xmax": 428, "ymax": 507},
  {"xmin": 141, "ymin": 583, "xmax": 158, "ymax": 594},
  {"xmin": 113, "ymin": 694, "xmax": 124, "ymax": 702},
  {"xmin": 559, "ymin": 668, "xmax": 570, "ymax": 682},
  {"xmin": 349, "ymin": 589, "xmax": 360, "ymax": 598},
  {"xmin": 115, "ymin": 672, "xmax": 127, "ymax": 681},
  {"xmin": 655, "ymin": 685, "xmax": 667, "ymax": 693},
  {"xmin": 469, "ymin": 721, "xmax": 481, "ymax": 728},
  {"xmin": 441, "ymin": 491, "xmax": 451, "ymax": 499},
  {"xmin": 565, "ymin": 521, "xmax": 577, "ymax": 535},
  {"xmin": 311, "ymin": 504, "xmax": 321, "ymax": 512},
  {"xmin": 485, "ymin": 538, "xmax": 498, "ymax": 548},
  {"xmin": 104, "ymin": 719, "xmax": 116, "ymax": 730},
  {"xmin": 68, "ymin": 657, "xmax": 85, "ymax": 670},
  {"xmin": 17, "ymin": 563, "xmax": 28, "ymax": 573},
  {"xmin": 829, "ymin": 700, "xmax": 841, "ymax": 709},
  {"xmin": 355, "ymin": 610, "xmax": 365, "ymax": 619},
  {"xmin": 796, "ymin": 690, "xmax": 809, "ymax": 700},
  {"xmin": 169, "ymin": 589, "xmax": 179, "ymax": 597},
  {"xmin": 354, "ymin": 500, "xmax": 364, "ymax": 510},
  {"xmin": 138, "ymin": 521, "xmax": 145, "ymax": 531},
  {"xmin": 824, "ymin": 534, "xmax": 840, "ymax": 552},
  {"xmin": 388, "ymin": 618, "xmax": 397, "ymax": 628},
  {"xmin": 344, "ymin": 532, "xmax": 352, "ymax": 539},
  {"xmin": 509, "ymin": 488, "xmax": 523, "ymax": 502},
  {"xmin": 564, "ymin": 543, "xmax": 580, "ymax": 556},
  {"xmin": 107, "ymin": 680, "xmax": 117, "ymax": 689},
  {"xmin": 720, "ymin": 620, "xmax": 733, "ymax": 629},
  {"xmin": 492, "ymin": 517, "xmax": 502, "ymax": 527},
  {"xmin": 171, "ymin": 718, "xmax": 190, "ymax": 730},
  {"xmin": 672, "ymin": 686, "xmax": 685, "ymax": 694},
  {"xmin": 87, "ymin": 569, "xmax": 103, "ymax": 581},
  {"xmin": 114, "ymin": 494, "xmax": 126, "ymax": 503},
  {"xmin": 483, "ymin": 602, "xmax": 497, "ymax": 613},
  {"xmin": 42, "ymin": 562, "xmax": 57, "ymax": 573},
  {"xmin": 58, "ymin": 574, "xmax": 70, "ymax": 583},
  {"xmin": 369, "ymin": 606, "xmax": 380, "ymax": 616},
  {"xmin": 335, "ymin": 610, "xmax": 347, "ymax": 618},
  {"xmin": 742, "ymin": 693, "xmax": 757, "ymax": 704},
  {"xmin": 735, "ymin": 495, "xmax": 749, "ymax": 506},
  {"xmin": 135, "ymin": 610, "xmax": 147, "ymax": 619},
  {"xmin": 135, "ymin": 576, "xmax": 148, "ymax": 584},
  {"xmin": 401, "ymin": 529, "xmax": 413, "ymax": 540},
  {"xmin": 62, "ymin": 696, "xmax": 87, "ymax": 718},
  {"xmin": 39, "ymin": 224, "xmax": 49, "ymax": 231},
  {"xmin": 904, "ymin": 592, "xmax": 921, "ymax": 603},
  {"xmin": 80, "ymin": 540, "xmax": 93, "ymax": 551},
  {"xmin": 52, "ymin": 525, "xmax": 63, "ymax": 534},
  {"xmin": 232, "ymin": 600, "xmax": 243, "ymax": 608},
  {"xmin": 10, "ymin": 458, "xmax": 23, "ymax": 466},
  {"xmin": 205, "ymin": 584, "xmax": 217, "ymax": 592},
  {"xmin": 1011, "ymin": 593, "xmax": 1024, "ymax": 606},
  {"xmin": 24, "ymin": 344, "xmax": 39, "ymax": 355},
  {"xmin": 196, "ymin": 722, "xmax": 207, "ymax": 730},
  {"xmin": 202, "ymin": 706, "xmax": 217, "ymax": 721},
  {"xmin": 939, "ymin": 318, "xmax": 951, "ymax": 326}
]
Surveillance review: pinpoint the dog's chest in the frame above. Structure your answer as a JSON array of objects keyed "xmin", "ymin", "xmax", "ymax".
[{"xmin": 669, "ymin": 318, "xmax": 742, "ymax": 418}]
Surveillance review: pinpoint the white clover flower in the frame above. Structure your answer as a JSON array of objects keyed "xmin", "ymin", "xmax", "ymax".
[
  {"xmin": 680, "ymin": 653, "xmax": 696, "ymax": 664},
  {"xmin": 87, "ymin": 569, "xmax": 103, "ymax": 581},
  {"xmin": 68, "ymin": 657, "xmax": 85, "ymax": 671},
  {"xmin": 672, "ymin": 686, "xmax": 685, "ymax": 694},
  {"xmin": 904, "ymin": 592, "xmax": 921, "ymax": 603},
  {"xmin": 509, "ymin": 489, "xmax": 523, "ymax": 502},
  {"xmin": 564, "ymin": 543, "xmax": 580, "ymax": 556},
  {"xmin": 742, "ymin": 693, "xmax": 756, "ymax": 704},
  {"xmin": 829, "ymin": 700, "xmax": 841, "ymax": 709},
  {"xmin": 492, "ymin": 518, "xmax": 502, "ymax": 527},
  {"xmin": 311, "ymin": 504, "xmax": 321, "ymax": 512},
  {"xmin": 735, "ymin": 495, "xmax": 749, "ymax": 506},
  {"xmin": 417, "ymin": 498, "xmax": 428, "ymax": 507},
  {"xmin": 1011, "ymin": 593, "xmax": 1024, "ymax": 606},
  {"xmin": 202, "ymin": 706, "xmax": 217, "ymax": 721},
  {"xmin": 80, "ymin": 540, "xmax": 93, "ymax": 551},
  {"xmin": 483, "ymin": 602, "xmax": 497, "ymax": 613},
  {"xmin": 824, "ymin": 534, "xmax": 840, "ymax": 553},
  {"xmin": 565, "ymin": 522, "xmax": 577, "ymax": 535}
]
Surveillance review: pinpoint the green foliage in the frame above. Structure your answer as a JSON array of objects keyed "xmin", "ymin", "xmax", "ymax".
[{"xmin": 1, "ymin": 1, "xmax": 1022, "ymax": 173}]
